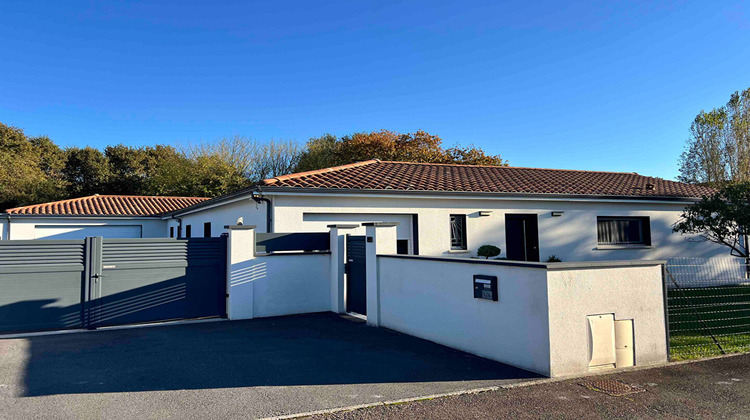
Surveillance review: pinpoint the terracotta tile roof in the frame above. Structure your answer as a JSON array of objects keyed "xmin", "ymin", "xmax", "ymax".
[
  {"xmin": 262, "ymin": 160, "xmax": 714, "ymax": 199},
  {"xmin": 5, "ymin": 195, "xmax": 210, "ymax": 216}
]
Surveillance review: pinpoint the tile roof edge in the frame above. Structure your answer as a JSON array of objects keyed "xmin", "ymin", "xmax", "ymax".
[
  {"xmin": 262, "ymin": 159, "xmax": 380, "ymax": 185},
  {"xmin": 5, "ymin": 195, "xmax": 211, "ymax": 214}
]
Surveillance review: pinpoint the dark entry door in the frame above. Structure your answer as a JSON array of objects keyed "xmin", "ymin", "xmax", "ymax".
[
  {"xmin": 346, "ymin": 235, "xmax": 367, "ymax": 315},
  {"xmin": 505, "ymin": 214, "xmax": 540, "ymax": 262}
]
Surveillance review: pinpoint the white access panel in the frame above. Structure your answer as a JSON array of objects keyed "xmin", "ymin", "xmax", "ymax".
[
  {"xmin": 34, "ymin": 225, "xmax": 143, "ymax": 240},
  {"xmin": 615, "ymin": 319, "xmax": 635, "ymax": 368},
  {"xmin": 588, "ymin": 314, "xmax": 616, "ymax": 369}
]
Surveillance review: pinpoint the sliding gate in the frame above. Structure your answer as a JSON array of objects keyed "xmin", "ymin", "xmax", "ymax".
[{"xmin": 0, "ymin": 237, "xmax": 227, "ymax": 334}]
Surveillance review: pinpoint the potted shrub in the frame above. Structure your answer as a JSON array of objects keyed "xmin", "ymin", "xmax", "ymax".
[{"xmin": 477, "ymin": 245, "xmax": 501, "ymax": 259}]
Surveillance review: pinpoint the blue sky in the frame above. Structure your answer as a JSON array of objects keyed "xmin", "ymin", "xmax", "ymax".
[{"xmin": 1, "ymin": 1, "xmax": 748, "ymax": 180}]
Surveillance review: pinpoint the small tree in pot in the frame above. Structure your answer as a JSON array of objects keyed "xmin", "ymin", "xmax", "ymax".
[{"xmin": 477, "ymin": 245, "xmax": 501, "ymax": 259}]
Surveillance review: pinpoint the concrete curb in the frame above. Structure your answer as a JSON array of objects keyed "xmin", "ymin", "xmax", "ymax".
[{"xmin": 259, "ymin": 352, "xmax": 748, "ymax": 420}]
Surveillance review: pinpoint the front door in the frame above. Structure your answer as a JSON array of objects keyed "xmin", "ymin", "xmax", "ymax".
[
  {"xmin": 346, "ymin": 235, "xmax": 367, "ymax": 315},
  {"xmin": 505, "ymin": 214, "xmax": 540, "ymax": 262}
]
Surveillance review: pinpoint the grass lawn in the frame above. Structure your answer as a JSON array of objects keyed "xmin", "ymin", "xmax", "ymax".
[{"xmin": 668, "ymin": 284, "xmax": 750, "ymax": 360}]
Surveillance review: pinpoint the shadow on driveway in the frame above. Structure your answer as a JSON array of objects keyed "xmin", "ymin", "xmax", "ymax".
[{"xmin": 8, "ymin": 313, "xmax": 538, "ymax": 397}]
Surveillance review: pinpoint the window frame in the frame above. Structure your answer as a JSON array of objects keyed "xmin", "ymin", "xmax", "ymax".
[
  {"xmin": 450, "ymin": 214, "xmax": 468, "ymax": 250},
  {"xmin": 596, "ymin": 216, "xmax": 651, "ymax": 246}
]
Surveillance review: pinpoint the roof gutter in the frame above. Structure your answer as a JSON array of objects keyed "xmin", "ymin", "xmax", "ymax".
[{"xmin": 257, "ymin": 186, "xmax": 704, "ymax": 204}]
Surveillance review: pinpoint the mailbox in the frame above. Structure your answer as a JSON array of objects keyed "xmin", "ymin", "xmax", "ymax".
[{"xmin": 473, "ymin": 275, "xmax": 498, "ymax": 301}]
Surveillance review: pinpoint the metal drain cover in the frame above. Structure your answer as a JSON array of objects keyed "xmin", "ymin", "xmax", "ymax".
[{"xmin": 579, "ymin": 379, "xmax": 645, "ymax": 397}]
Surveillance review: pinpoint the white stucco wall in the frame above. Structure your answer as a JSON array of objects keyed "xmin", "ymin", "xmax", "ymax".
[
  {"xmin": 171, "ymin": 198, "xmax": 268, "ymax": 237},
  {"xmin": 2, "ymin": 217, "xmax": 167, "ymax": 240},
  {"xmin": 269, "ymin": 193, "xmax": 727, "ymax": 261},
  {"xmin": 375, "ymin": 255, "xmax": 667, "ymax": 377},
  {"xmin": 377, "ymin": 256, "xmax": 552, "ymax": 376},
  {"xmin": 250, "ymin": 253, "xmax": 331, "ymax": 318},
  {"xmin": 546, "ymin": 264, "xmax": 668, "ymax": 377},
  {"xmin": 226, "ymin": 225, "xmax": 332, "ymax": 320}
]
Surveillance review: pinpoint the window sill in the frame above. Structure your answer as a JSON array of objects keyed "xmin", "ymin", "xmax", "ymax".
[
  {"xmin": 447, "ymin": 250, "xmax": 472, "ymax": 254},
  {"xmin": 594, "ymin": 244, "xmax": 652, "ymax": 250}
]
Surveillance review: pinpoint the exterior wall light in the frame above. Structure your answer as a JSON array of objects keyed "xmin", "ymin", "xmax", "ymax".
[
  {"xmin": 478, "ymin": 211, "xmax": 493, "ymax": 217},
  {"xmin": 551, "ymin": 211, "xmax": 564, "ymax": 217}
]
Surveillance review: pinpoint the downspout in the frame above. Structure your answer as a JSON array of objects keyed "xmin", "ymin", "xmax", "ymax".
[
  {"xmin": 1, "ymin": 214, "xmax": 9, "ymax": 240},
  {"xmin": 170, "ymin": 215, "xmax": 183, "ymax": 238},
  {"xmin": 251, "ymin": 191, "xmax": 273, "ymax": 233}
]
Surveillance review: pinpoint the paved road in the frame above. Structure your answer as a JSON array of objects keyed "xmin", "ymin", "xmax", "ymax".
[
  {"xmin": 0, "ymin": 313, "xmax": 536, "ymax": 419},
  {"xmin": 316, "ymin": 353, "xmax": 750, "ymax": 419}
]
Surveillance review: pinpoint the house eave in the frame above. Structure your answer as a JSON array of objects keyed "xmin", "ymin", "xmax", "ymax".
[
  {"xmin": 165, "ymin": 185, "xmax": 703, "ymax": 217},
  {"xmin": 0, "ymin": 214, "xmax": 165, "ymax": 220},
  {"xmin": 257, "ymin": 186, "xmax": 703, "ymax": 204}
]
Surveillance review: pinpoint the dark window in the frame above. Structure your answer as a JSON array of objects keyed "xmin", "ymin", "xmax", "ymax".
[
  {"xmin": 204, "ymin": 222, "xmax": 212, "ymax": 238},
  {"xmin": 185, "ymin": 225, "xmax": 192, "ymax": 238},
  {"xmin": 170, "ymin": 226, "xmax": 174, "ymax": 238},
  {"xmin": 597, "ymin": 217, "xmax": 651, "ymax": 245},
  {"xmin": 397, "ymin": 239, "xmax": 409, "ymax": 255},
  {"xmin": 450, "ymin": 214, "xmax": 467, "ymax": 250},
  {"xmin": 177, "ymin": 226, "xmax": 182, "ymax": 239}
]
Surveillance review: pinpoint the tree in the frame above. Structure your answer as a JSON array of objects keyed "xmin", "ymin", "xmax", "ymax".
[
  {"xmin": 0, "ymin": 123, "xmax": 66, "ymax": 210},
  {"xmin": 62, "ymin": 147, "xmax": 111, "ymax": 197},
  {"xmin": 679, "ymin": 87, "xmax": 750, "ymax": 187},
  {"xmin": 294, "ymin": 130, "xmax": 506, "ymax": 172},
  {"xmin": 183, "ymin": 136, "xmax": 301, "ymax": 182},
  {"xmin": 295, "ymin": 134, "xmax": 343, "ymax": 172},
  {"xmin": 104, "ymin": 144, "xmax": 152, "ymax": 195},
  {"xmin": 673, "ymin": 182, "xmax": 750, "ymax": 259}
]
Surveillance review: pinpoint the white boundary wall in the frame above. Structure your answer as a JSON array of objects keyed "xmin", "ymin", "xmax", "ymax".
[
  {"xmin": 369, "ymin": 224, "xmax": 668, "ymax": 378},
  {"xmin": 225, "ymin": 225, "xmax": 348, "ymax": 320},
  {"xmin": 378, "ymin": 256, "xmax": 552, "ymax": 375}
]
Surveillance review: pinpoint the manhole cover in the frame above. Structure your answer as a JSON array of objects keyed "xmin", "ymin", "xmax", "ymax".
[{"xmin": 579, "ymin": 379, "xmax": 645, "ymax": 397}]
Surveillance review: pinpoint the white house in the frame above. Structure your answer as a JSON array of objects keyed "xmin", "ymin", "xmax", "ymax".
[
  {"xmin": 166, "ymin": 160, "xmax": 726, "ymax": 262},
  {"xmin": 0, "ymin": 194, "xmax": 208, "ymax": 240}
]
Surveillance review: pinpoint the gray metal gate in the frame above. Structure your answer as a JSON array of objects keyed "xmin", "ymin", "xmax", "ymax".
[
  {"xmin": 345, "ymin": 235, "xmax": 367, "ymax": 315},
  {"xmin": 0, "ymin": 237, "xmax": 227, "ymax": 334}
]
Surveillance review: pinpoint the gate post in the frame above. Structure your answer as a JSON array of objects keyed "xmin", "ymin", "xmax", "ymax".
[
  {"xmin": 328, "ymin": 224, "xmax": 359, "ymax": 314},
  {"xmin": 83, "ymin": 236, "xmax": 103, "ymax": 329},
  {"xmin": 226, "ymin": 225, "xmax": 257, "ymax": 320},
  {"xmin": 363, "ymin": 222, "xmax": 398, "ymax": 327}
]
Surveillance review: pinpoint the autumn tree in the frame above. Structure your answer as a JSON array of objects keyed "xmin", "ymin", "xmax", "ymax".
[
  {"xmin": 295, "ymin": 130, "xmax": 506, "ymax": 172},
  {"xmin": 679, "ymin": 87, "xmax": 750, "ymax": 187}
]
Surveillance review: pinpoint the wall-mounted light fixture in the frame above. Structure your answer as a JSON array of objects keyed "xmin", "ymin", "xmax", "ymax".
[
  {"xmin": 551, "ymin": 211, "xmax": 564, "ymax": 217},
  {"xmin": 478, "ymin": 211, "xmax": 493, "ymax": 217}
]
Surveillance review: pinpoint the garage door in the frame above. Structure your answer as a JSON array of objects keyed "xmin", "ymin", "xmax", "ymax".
[{"xmin": 34, "ymin": 225, "xmax": 142, "ymax": 240}]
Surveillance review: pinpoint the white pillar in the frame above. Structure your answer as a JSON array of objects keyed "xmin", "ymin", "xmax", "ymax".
[
  {"xmin": 364, "ymin": 222, "xmax": 398, "ymax": 326},
  {"xmin": 226, "ymin": 225, "xmax": 256, "ymax": 320},
  {"xmin": 328, "ymin": 224, "xmax": 359, "ymax": 314}
]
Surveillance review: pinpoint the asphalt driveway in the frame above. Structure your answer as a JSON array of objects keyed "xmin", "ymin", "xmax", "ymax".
[{"xmin": 0, "ymin": 313, "xmax": 537, "ymax": 419}]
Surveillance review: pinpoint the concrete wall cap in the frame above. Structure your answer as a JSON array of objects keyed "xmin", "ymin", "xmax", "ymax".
[
  {"xmin": 224, "ymin": 225, "xmax": 257, "ymax": 230},
  {"xmin": 326, "ymin": 224, "xmax": 360, "ymax": 229},
  {"xmin": 362, "ymin": 222, "xmax": 400, "ymax": 227},
  {"xmin": 378, "ymin": 254, "xmax": 666, "ymax": 271}
]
